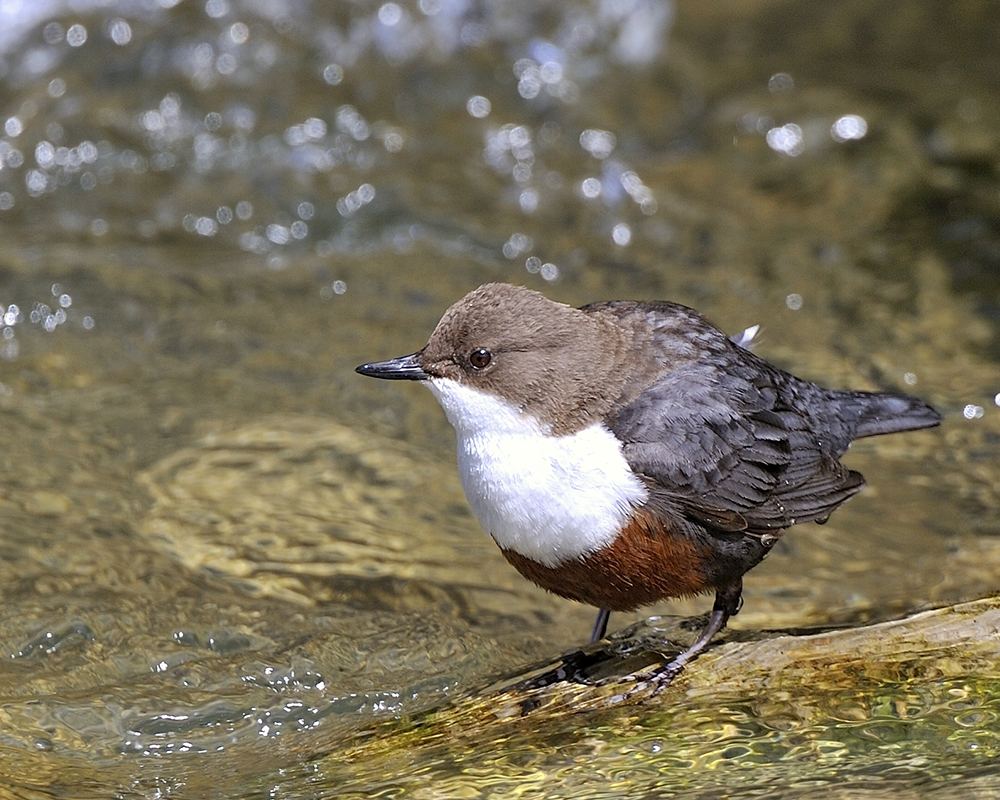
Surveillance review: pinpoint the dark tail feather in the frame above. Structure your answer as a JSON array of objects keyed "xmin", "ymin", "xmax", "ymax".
[{"xmin": 847, "ymin": 391, "xmax": 942, "ymax": 439}]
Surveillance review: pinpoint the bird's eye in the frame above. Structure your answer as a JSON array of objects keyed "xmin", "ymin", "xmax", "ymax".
[{"xmin": 469, "ymin": 348, "xmax": 492, "ymax": 370}]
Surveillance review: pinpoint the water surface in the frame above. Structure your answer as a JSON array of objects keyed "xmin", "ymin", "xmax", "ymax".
[{"xmin": 0, "ymin": 0, "xmax": 998, "ymax": 796}]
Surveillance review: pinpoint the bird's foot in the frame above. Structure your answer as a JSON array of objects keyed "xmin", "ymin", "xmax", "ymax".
[
  {"xmin": 504, "ymin": 647, "xmax": 610, "ymax": 693},
  {"xmin": 618, "ymin": 651, "xmax": 691, "ymax": 700}
]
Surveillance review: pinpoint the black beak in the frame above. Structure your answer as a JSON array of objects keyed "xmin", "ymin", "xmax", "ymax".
[{"xmin": 355, "ymin": 352, "xmax": 430, "ymax": 381}]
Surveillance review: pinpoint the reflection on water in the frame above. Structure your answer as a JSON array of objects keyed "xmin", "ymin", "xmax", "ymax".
[
  {"xmin": 275, "ymin": 601, "xmax": 1000, "ymax": 799},
  {"xmin": 301, "ymin": 601, "xmax": 1000, "ymax": 798},
  {"xmin": 0, "ymin": 0, "xmax": 999, "ymax": 796}
]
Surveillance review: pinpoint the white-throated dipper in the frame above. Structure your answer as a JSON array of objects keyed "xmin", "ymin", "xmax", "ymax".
[{"xmin": 356, "ymin": 283, "xmax": 941, "ymax": 682}]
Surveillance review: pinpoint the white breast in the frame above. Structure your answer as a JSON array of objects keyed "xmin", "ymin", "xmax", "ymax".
[{"xmin": 425, "ymin": 378, "xmax": 649, "ymax": 567}]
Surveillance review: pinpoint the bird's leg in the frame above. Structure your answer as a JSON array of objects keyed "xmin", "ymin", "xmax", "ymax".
[
  {"xmin": 590, "ymin": 608, "xmax": 611, "ymax": 643},
  {"xmin": 633, "ymin": 579, "xmax": 743, "ymax": 693},
  {"xmin": 664, "ymin": 579, "xmax": 742, "ymax": 675}
]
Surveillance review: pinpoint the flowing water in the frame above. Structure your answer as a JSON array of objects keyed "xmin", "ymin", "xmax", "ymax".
[{"xmin": 0, "ymin": 0, "xmax": 999, "ymax": 797}]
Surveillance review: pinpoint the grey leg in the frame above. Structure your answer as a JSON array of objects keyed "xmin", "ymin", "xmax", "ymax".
[
  {"xmin": 635, "ymin": 579, "xmax": 743, "ymax": 693},
  {"xmin": 590, "ymin": 608, "xmax": 611, "ymax": 643}
]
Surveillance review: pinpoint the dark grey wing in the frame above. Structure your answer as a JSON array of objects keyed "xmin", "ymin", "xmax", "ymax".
[{"xmin": 593, "ymin": 302, "xmax": 866, "ymax": 535}]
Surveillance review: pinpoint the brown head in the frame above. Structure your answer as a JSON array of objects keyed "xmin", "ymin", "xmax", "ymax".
[{"xmin": 357, "ymin": 283, "xmax": 634, "ymax": 435}]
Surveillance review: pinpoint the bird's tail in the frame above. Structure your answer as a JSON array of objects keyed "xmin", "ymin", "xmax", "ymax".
[{"xmin": 842, "ymin": 391, "xmax": 942, "ymax": 439}]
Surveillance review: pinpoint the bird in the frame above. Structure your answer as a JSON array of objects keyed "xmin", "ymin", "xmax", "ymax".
[{"xmin": 356, "ymin": 283, "xmax": 941, "ymax": 683}]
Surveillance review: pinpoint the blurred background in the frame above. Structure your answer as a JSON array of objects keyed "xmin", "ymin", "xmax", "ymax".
[{"xmin": 0, "ymin": 0, "xmax": 998, "ymax": 796}]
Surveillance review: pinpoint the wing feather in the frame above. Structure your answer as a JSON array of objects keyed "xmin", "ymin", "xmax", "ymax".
[{"xmin": 596, "ymin": 304, "xmax": 867, "ymax": 537}]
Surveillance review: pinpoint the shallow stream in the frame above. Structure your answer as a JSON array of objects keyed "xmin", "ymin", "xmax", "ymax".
[{"xmin": 0, "ymin": 1, "xmax": 999, "ymax": 797}]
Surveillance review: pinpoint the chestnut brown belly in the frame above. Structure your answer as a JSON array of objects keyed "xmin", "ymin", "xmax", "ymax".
[{"xmin": 499, "ymin": 509, "xmax": 716, "ymax": 611}]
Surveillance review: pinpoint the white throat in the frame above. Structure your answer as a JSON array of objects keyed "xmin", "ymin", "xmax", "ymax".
[{"xmin": 424, "ymin": 378, "xmax": 649, "ymax": 567}]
